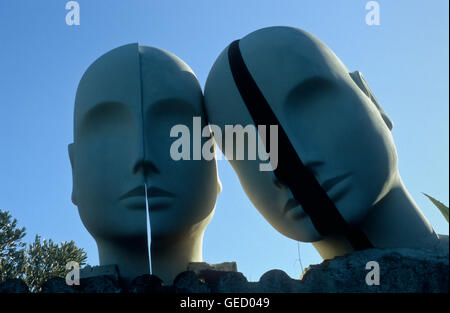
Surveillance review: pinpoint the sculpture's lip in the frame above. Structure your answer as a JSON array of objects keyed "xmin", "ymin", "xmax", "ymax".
[
  {"xmin": 119, "ymin": 185, "xmax": 175, "ymax": 201},
  {"xmin": 321, "ymin": 173, "xmax": 352, "ymax": 193},
  {"xmin": 282, "ymin": 173, "xmax": 351, "ymax": 217},
  {"xmin": 119, "ymin": 185, "xmax": 145, "ymax": 201},
  {"xmin": 147, "ymin": 186, "xmax": 175, "ymax": 199},
  {"xmin": 122, "ymin": 196, "xmax": 147, "ymax": 210}
]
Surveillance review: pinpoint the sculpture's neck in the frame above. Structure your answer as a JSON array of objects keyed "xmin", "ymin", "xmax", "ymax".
[
  {"xmin": 97, "ymin": 236, "xmax": 150, "ymax": 286},
  {"xmin": 150, "ymin": 228, "xmax": 204, "ymax": 285},
  {"xmin": 313, "ymin": 173, "xmax": 439, "ymax": 260},
  {"xmin": 96, "ymin": 229, "xmax": 205, "ymax": 286}
]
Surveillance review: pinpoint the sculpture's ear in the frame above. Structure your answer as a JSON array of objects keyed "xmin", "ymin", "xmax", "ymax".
[
  {"xmin": 350, "ymin": 71, "xmax": 393, "ymax": 131},
  {"xmin": 68, "ymin": 143, "xmax": 78, "ymax": 205}
]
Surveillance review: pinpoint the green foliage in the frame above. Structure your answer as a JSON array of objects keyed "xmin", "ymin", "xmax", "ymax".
[
  {"xmin": 0, "ymin": 211, "xmax": 26, "ymax": 282},
  {"xmin": 0, "ymin": 209, "xmax": 87, "ymax": 292},
  {"xmin": 423, "ymin": 193, "xmax": 449, "ymax": 223},
  {"xmin": 25, "ymin": 235, "xmax": 87, "ymax": 292}
]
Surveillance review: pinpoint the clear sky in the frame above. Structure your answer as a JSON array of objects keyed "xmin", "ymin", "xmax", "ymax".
[{"xmin": 0, "ymin": 0, "xmax": 448, "ymax": 281}]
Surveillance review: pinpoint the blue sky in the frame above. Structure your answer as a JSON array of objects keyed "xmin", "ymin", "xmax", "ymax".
[{"xmin": 0, "ymin": 0, "xmax": 448, "ymax": 281}]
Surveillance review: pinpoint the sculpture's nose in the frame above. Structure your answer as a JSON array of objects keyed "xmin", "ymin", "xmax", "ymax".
[
  {"xmin": 132, "ymin": 112, "xmax": 159, "ymax": 179},
  {"xmin": 133, "ymin": 159, "xmax": 160, "ymax": 178}
]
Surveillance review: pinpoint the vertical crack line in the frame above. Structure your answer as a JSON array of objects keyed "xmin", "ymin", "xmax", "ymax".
[
  {"xmin": 138, "ymin": 45, "xmax": 152, "ymax": 274},
  {"xmin": 138, "ymin": 45, "xmax": 146, "ymax": 163},
  {"xmin": 145, "ymin": 183, "xmax": 152, "ymax": 274}
]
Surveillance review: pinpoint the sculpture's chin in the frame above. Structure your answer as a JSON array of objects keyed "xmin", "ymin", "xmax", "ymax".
[{"xmin": 267, "ymin": 213, "xmax": 322, "ymax": 243}]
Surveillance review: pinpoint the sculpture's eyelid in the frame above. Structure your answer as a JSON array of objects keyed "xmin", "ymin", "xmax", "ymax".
[
  {"xmin": 145, "ymin": 98, "xmax": 200, "ymax": 116},
  {"xmin": 288, "ymin": 76, "xmax": 336, "ymax": 101},
  {"xmin": 78, "ymin": 101, "xmax": 134, "ymax": 134}
]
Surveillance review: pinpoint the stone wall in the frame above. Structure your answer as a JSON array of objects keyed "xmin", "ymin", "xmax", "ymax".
[{"xmin": 1, "ymin": 247, "xmax": 448, "ymax": 293}]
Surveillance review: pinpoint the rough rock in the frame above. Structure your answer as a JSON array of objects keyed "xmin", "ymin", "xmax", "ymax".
[
  {"xmin": 300, "ymin": 247, "xmax": 449, "ymax": 293},
  {"xmin": 40, "ymin": 278, "xmax": 78, "ymax": 293},
  {"xmin": 78, "ymin": 275, "xmax": 122, "ymax": 293},
  {"xmin": 174, "ymin": 271, "xmax": 210, "ymax": 293},
  {"xmin": 216, "ymin": 271, "xmax": 253, "ymax": 293},
  {"xmin": 0, "ymin": 247, "xmax": 447, "ymax": 293},
  {"xmin": 80, "ymin": 264, "xmax": 120, "ymax": 280},
  {"xmin": 128, "ymin": 274, "xmax": 174, "ymax": 293},
  {"xmin": 0, "ymin": 279, "xmax": 29, "ymax": 293},
  {"xmin": 187, "ymin": 261, "xmax": 238, "ymax": 292},
  {"xmin": 256, "ymin": 269, "xmax": 304, "ymax": 293},
  {"xmin": 188, "ymin": 262, "xmax": 237, "ymax": 273}
]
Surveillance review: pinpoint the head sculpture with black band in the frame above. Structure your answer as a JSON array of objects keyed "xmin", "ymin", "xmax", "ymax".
[{"xmin": 204, "ymin": 26, "xmax": 439, "ymax": 259}]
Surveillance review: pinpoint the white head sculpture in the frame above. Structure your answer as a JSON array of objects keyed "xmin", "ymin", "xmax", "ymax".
[
  {"xmin": 69, "ymin": 44, "xmax": 220, "ymax": 284},
  {"xmin": 204, "ymin": 26, "xmax": 439, "ymax": 259}
]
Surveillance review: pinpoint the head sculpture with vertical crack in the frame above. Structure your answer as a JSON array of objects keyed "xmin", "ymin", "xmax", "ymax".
[{"xmin": 69, "ymin": 44, "xmax": 221, "ymax": 284}]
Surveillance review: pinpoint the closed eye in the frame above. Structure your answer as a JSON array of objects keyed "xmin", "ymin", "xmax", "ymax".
[
  {"xmin": 286, "ymin": 76, "xmax": 337, "ymax": 105},
  {"xmin": 78, "ymin": 101, "xmax": 134, "ymax": 137}
]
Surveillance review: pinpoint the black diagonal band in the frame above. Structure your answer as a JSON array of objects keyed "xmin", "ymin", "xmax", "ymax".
[{"xmin": 228, "ymin": 40, "xmax": 373, "ymax": 250}]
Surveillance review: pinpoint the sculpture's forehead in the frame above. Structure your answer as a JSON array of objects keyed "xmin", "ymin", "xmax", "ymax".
[
  {"xmin": 239, "ymin": 27, "xmax": 349, "ymax": 107},
  {"xmin": 139, "ymin": 46, "xmax": 202, "ymax": 113},
  {"xmin": 74, "ymin": 44, "xmax": 202, "ymax": 134},
  {"xmin": 74, "ymin": 43, "xmax": 142, "ymax": 126}
]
